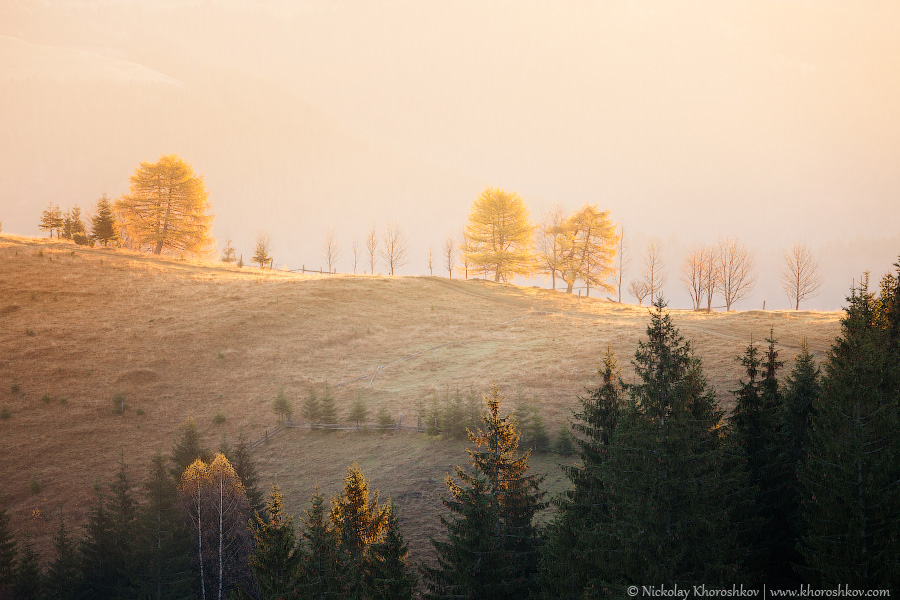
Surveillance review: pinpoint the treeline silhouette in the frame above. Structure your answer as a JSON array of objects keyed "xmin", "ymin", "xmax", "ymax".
[{"xmin": 1, "ymin": 259, "xmax": 898, "ymax": 599}]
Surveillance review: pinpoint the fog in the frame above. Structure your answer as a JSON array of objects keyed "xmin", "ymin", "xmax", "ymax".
[{"xmin": 2, "ymin": 0, "xmax": 899, "ymax": 309}]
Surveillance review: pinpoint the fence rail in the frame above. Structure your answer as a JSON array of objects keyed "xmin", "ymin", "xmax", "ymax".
[{"xmin": 249, "ymin": 417, "xmax": 442, "ymax": 450}]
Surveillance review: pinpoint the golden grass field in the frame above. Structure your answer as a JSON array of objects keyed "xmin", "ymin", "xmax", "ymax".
[{"xmin": 0, "ymin": 234, "xmax": 842, "ymax": 562}]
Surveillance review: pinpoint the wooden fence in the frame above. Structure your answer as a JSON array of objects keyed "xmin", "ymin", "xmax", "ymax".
[{"xmin": 248, "ymin": 416, "xmax": 440, "ymax": 450}]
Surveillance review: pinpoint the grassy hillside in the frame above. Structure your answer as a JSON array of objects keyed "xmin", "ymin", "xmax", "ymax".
[{"xmin": 0, "ymin": 235, "xmax": 842, "ymax": 562}]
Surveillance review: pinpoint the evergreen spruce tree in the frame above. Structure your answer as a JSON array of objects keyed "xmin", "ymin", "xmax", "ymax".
[
  {"xmin": 45, "ymin": 509, "xmax": 80, "ymax": 600},
  {"xmin": 170, "ymin": 418, "xmax": 211, "ymax": 479},
  {"xmin": 600, "ymin": 298, "xmax": 738, "ymax": 590},
  {"xmin": 347, "ymin": 394, "xmax": 368, "ymax": 430},
  {"xmin": 297, "ymin": 488, "xmax": 347, "ymax": 599},
  {"xmin": 424, "ymin": 384, "xmax": 546, "ymax": 599},
  {"xmin": 798, "ymin": 275, "xmax": 900, "ymax": 588},
  {"xmin": 302, "ymin": 389, "xmax": 321, "ymax": 427},
  {"xmin": 247, "ymin": 480, "xmax": 302, "ymax": 599},
  {"xmin": 539, "ymin": 346, "xmax": 624, "ymax": 599},
  {"xmin": 134, "ymin": 451, "xmax": 193, "ymax": 600},
  {"xmin": 91, "ymin": 195, "xmax": 118, "ymax": 247},
  {"xmin": 39, "ymin": 202, "xmax": 63, "ymax": 238},
  {"xmin": 107, "ymin": 456, "xmax": 139, "ymax": 594},
  {"xmin": 228, "ymin": 431, "xmax": 265, "ymax": 518},
  {"xmin": 14, "ymin": 535, "xmax": 42, "ymax": 600},
  {"xmin": 365, "ymin": 501, "xmax": 417, "ymax": 600},
  {"xmin": 318, "ymin": 384, "xmax": 338, "ymax": 427},
  {"xmin": 79, "ymin": 486, "xmax": 115, "ymax": 597},
  {"xmin": 0, "ymin": 508, "xmax": 18, "ymax": 596},
  {"xmin": 61, "ymin": 206, "xmax": 86, "ymax": 241}
]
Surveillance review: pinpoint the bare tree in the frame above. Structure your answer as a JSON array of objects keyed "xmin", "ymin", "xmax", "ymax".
[
  {"xmin": 628, "ymin": 279, "xmax": 650, "ymax": 306},
  {"xmin": 444, "ymin": 235, "xmax": 454, "ymax": 278},
  {"xmin": 323, "ymin": 229, "xmax": 340, "ymax": 273},
  {"xmin": 781, "ymin": 242, "xmax": 823, "ymax": 310},
  {"xmin": 681, "ymin": 248, "xmax": 704, "ymax": 311},
  {"xmin": 641, "ymin": 241, "xmax": 666, "ymax": 303},
  {"xmin": 380, "ymin": 222, "xmax": 409, "ymax": 275},
  {"xmin": 351, "ymin": 239, "xmax": 360, "ymax": 274},
  {"xmin": 616, "ymin": 224, "xmax": 629, "ymax": 302},
  {"xmin": 700, "ymin": 245, "xmax": 719, "ymax": 313},
  {"xmin": 366, "ymin": 224, "xmax": 378, "ymax": 275},
  {"xmin": 458, "ymin": 230, "xmax": 472, "ymax": 279},
  {"xmin": 716, "ymin": 236, "xmax": 756, "ymax": 311},
  {"xmin": 536, "ymin": 204, "xmax": 565, "ymax": 290}
]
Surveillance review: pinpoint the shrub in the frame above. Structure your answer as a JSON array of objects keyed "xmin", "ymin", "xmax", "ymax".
[
  {"xmin": 112, "ymin": 392, "xmax": 127, "ymax": 414},
  {"xmin": 41, "ymin": 393, "xmax": 52, "ymax": 404},
  {"xmin": 73, "ymin": 232, "xmax": 92, "ymax": 246},
  {"xmin": 29, "ymin": 476, "xmax": 42, "ymax": 495},
  {"xmin": 10, "ymin": 382, "xmax": 21, "ymax": 395},
  {"xmin": 0, "ymin": 406, "xmax": 10, "ymax": 419},
  {"xmin": 25, "ymin": 328, "xmax": 35, "ymax": 337},
  {"xmin": 136, "ymin": 407, "xmax": 145, "ymax": 416},
  {"xmin": 57, "ymin": 396, "xmax": 68, "ymax": 406},
  {"xmin": 213, "ymin": 409, "xmax": 226, "ymax": 425}
]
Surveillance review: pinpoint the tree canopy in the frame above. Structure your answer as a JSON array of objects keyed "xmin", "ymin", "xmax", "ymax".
[
  {"xmin": 464, "ymin": 187, "xmax": 534, "ymax": 282},
  {"xmin": 117, "ymin": 154, "xmax": 213, "ymax": 255}
]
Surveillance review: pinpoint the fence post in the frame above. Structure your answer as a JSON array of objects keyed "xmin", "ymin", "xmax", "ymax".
[{"xmin": 397, "ymin": 414, "xmax": 402, "ymax": 432}]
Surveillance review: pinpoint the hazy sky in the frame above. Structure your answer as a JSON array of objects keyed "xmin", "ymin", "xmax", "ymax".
[{"xmin": 2, "ymin": 0, "xmax": 899, "ymax": 309}]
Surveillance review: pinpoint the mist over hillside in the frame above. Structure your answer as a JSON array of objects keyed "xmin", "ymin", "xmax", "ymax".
[{"xmin": 1, "ymin": 0, "xmax": 899, "ymax": 309}]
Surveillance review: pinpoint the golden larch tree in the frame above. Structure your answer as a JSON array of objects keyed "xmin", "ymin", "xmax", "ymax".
[
  {"xmin": 557, "ymin": 204, "xmax": 618, "ymax": 295},
  {"xmin": 464, "ymin": 187, "xmax": 535, "ymax": 282},
  {"xmin": 117, "ymin": 154, "xmax": 214, "ymax": 255}
]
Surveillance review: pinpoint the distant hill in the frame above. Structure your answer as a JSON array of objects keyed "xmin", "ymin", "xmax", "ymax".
[{"xmin": 0, "ymin": 235, "xmax": 841, "ymax": 561}]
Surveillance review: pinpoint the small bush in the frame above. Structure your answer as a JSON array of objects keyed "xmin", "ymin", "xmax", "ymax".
[
  {"xmin": 25, "ymin": 328, "xmax": 35, "ymax": 337},
  {"xmin": 112, "ymin": 392, "xmax": 127, "ymax": 414},
  {"xmin": 37, "ymin": 249, "xmax": 44, "ymax": 258},
  {"xmin": 73, "ymin": 233, "xmax": 92, "ymax": 246},
  {"xmin": 41, "ymin": 393, "xmax": 52, "ymax": 404},
  {"xmin": 136, "ymin": 407, "xmax": 145, "ymax": 416},
  {"xmin": 10, "ymin": 382, "xmax": 21, "ymax": 395},
  {"xmin": 30, "ymin": 476, "xmax": 42, "ymax": 495},
  {"xmin": 58, "ymin": 396, "xmax": 68, "ymax": 406},
  {"xmin": 0, "ymin": 406, "xmax": 11, "ymax": 419},
  {"xmin": 213, "ymin": 410, "xmax": 226, "ymax": 425}
]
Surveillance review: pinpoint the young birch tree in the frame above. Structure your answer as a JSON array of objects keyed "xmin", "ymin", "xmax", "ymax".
[
  {"xmin": 700, "ymin": 245, "xmax": 719, "ymax": 312},
  {"xmin": 380, "ymin": 222, "xmax": 409, "ymax": 276},
  {"xmin": 366, "ymin": 224, "xmax": 378, "ymax": 275},
  {"xmin": 444, "ymin": 235, "xmax": 454, "ymax": 279},
  {"xmin": 716, "ymin": 236, "xmax": 756, "ymax": 311},
  {"xmin": 641, "ymin": 241, "xmax": 666, "ymax": 303},
  {"xmin": 537, "ymin": 204, "xmax": 566, "ymax": 290},
  {"xmin": 681, "ymin": 248, "xmax": 704, "ymax": 311},
  {"xmin": 629, "ymin": 280, "xmax": 650, "ymax": 306},
  {"xmin": 781, "ymin": 242, "xmax": 823, "ymax": 310},
  {"xmin": 617, "ymin": 225, "xmax": 630, "ymax": 303},
  {"xmin": 323, "ymin": 229, "xmax": 340, "ymax": 273},
  {"xmin": 426, "ymin": 247, "xmax": 434, "ymax": 276},
  {"xmin": 352, "ymin": 239, "xmax": 361, "ymax": 274}
]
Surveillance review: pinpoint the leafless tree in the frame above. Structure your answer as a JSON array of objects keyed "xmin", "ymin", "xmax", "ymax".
[
  {"xmin": 629, "ymin": 279, "xmax": 650, "ymax": 306},
  {"xmin": 380, "ymin": 222, "xmax": 409, "ymax": 275},
  {"xmin": 444, "ymin": 235, "xmax": 454, "ymax": 278},
  {"xmin": 641, "ymin": 240, "xmax": 666, "ymax": 303},
  {"xmin": 323, "ymin": 229, "xmax": 340, "ymax": 273},
  {"xmin": 536, "ymin": 204, "xmax": 565, "ymax": 290},
  {"xmin": 616, "ymin": 224, "xmax": 629, "ymax": 302},
  {"xmin": 781, "ymin": 242, "xmax": 823, "ymax": 310},
  {"xmin": 700, "ymin": 245, "xmax": 719, "ymax": 312},
  {"xmin": 426, "ymin": 246, "xmax": 434, "ymax": 276},
  {"xmin": 366, "ymin": 224, "xmax": 378, "ymax": 275},
  {"xmin": 716, "ymin": 236, "xmax": 756, "ymax": 311},
  {"xmin": 458, "ymin": 229, "xmax": 471, "ymax": 279},
  {"xmin": 681, "ymin": 248, "xmax": 704, "ymax": 310},
  {"xmin": 351, "ymin": 239, "xmax": 360, "ymax": 274}
]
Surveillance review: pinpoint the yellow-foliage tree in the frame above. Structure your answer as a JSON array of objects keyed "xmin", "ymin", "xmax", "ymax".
[
  {"xmin": 117, "ymin": 154, "xmax": 213, "ymax": 255},
  {"xmin": 180, "ymin": 454, "xmax": 252, "ymax": 600},
  {"xmin": 330, "ymin": 464, "xmax": 389, "ymax": 562},
  {"xmin": 464, "ymin": 187, "xmax": 535, "ymax": 282},
  {"xmin": 557, "ymin": 204, "xmax": 618, "ymax": 295}
]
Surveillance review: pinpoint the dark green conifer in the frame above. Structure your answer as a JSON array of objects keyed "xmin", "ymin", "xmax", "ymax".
[
  {"xmin": 247, "ymin": 480, "xmax": 302, "ymax": 599},
  {"xmin": 91, "ymin": 194, "xmax": 118, "ymax": 247},
  {"xmin": 424, "ymin": 384, "xmax": 546, "ymax": 599},
  {"xmin": 539, "ymin": 346, "xmax": 624, "ymax": 599},
  {"xmin": 79, "ymin": 486, "xmax": 114, "ymax": 597},
  {"xmin": 365, "ymin": 502, "xmax": 417, "ymax": 600},
  {"xmin": 600, "ymin": 298, "xmax": 737, "ymax": 589},
  {"xmin": 798, "ymin": 275, "xmax": 900, "ymax": 588},
  {"xmin": 14, "ymin": 535, "xmax": 42, "ymax": 600},
  {"xmin": 134, "ymin": 451, "xmax": 192, "ymax": 600},
  {"xmin": 348, "ymin": 394, "xmax": 368, "ymax": 430},
  {"xmin": 0, "ymin": 508, "xmax": 18, "ymax": 595},
  {"xmin": 229, "ymin": 431, "xmax": 265, "ymax": 518},
  {"xmin": 302, "ymin": 388, "xmax": 321, "ymax": 426},
  {"xmin": 170, "ymin": 418, "xmax": 210, "ymax": 479},
  {"xmin": 45, "ymin": 509, "xmax": 80, "ymax": 600},
  {"xmin": 297, "ymin": 488, "xmax": 347, "ymax": 599},
  {"xmin": 318, "ymin": 384, "xmax": 338, "ymax": 427}
]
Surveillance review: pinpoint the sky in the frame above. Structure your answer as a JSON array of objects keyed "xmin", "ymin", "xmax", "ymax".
[{"xmin": 1, "ymin": 0, "xmax": 899, "ymax": 309}]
